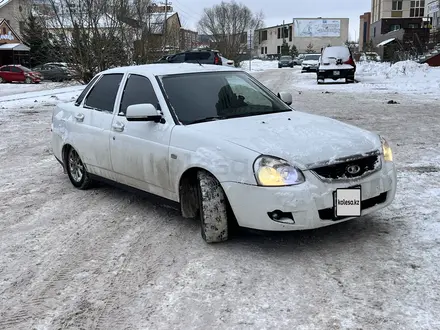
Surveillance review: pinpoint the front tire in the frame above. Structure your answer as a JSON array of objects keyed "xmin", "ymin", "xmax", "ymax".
[
  {"xmin": 25, "ymin": 77, "xmax": 32, "ymax": 84},
  {"xmin": 66, "ymin": 147, "xmax": 92, "ymax": 189},
  {"xmin": 197, "ymin": 171, "xmax": 228, "ymax": 243}
]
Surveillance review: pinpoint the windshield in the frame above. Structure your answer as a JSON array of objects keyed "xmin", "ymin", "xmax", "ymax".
[
  {"xmin": 280, "ymin": 56, "xmax": 291, "ymax": 60},
  {"xmin": 159, "ymin": 71, "xmax": 292, "ymax": 125},
  {"xmin": 18, "ymin": 66, "xmax": 31, "ymax": 72},
  {"xmin": 304, "ymin": 54, "xmax": 320, "ymax": 61}
]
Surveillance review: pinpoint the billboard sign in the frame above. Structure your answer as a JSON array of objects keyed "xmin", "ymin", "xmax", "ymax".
[
  {"xmin": 293, "ymin": 19, "xmax": 341, "ymax": 37},
  {"xmin": 428, "ymin": 1, "xmax": 439, "ymax": 14}
]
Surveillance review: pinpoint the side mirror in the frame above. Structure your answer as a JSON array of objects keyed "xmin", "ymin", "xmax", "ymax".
[
  {"xmin": 126, "ymin": 103, "xmax": 162, "ymax": 122},
  {"xmin": 277, "ymin": 92, "xmax": 292, "ymax": 106}
]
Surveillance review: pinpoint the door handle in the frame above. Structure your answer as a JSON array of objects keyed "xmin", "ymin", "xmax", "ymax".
[
  {"xmin": 75, "ymin": 113, "xmax": 85, "ymax": 122},
  {"xmin": 112, "ymin": 122, "xmax": 125, "ymax": 132}
]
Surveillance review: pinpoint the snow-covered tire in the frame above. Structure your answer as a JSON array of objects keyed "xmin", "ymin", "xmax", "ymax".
[
  {"xmin": 197, "ymin": 171, "xmax": 228, "ymax": 243},
  {"xmin": 66, "ymin": 147, "xmax": 93, "ymax": 190}
]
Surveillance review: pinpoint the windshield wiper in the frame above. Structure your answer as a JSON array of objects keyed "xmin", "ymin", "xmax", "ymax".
[{"xmin": 186, "ymin": 116, "xmax": 227, "ymax": 125}]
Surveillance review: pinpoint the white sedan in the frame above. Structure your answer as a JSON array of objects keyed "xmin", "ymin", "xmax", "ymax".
[{"xmin": 51, "ymin": 64, "xmax": 397, "ymax": 243}]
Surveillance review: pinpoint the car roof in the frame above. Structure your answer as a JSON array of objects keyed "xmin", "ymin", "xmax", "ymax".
[{"xmin": 101, "ymin": 63, "xmax": 241, "ymax": 76}]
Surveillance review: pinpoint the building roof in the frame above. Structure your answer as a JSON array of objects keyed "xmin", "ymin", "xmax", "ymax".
[
  {"xmin": 102, "ymin": 63, "xmax": 240, "ymax": 76},
  {"xmin": 0, "ymin": 43, "xmax": 30, "ymax": 51},
  {"xmin": 0, "ymin": 0, "xmax": 12, "ymax": 10}
]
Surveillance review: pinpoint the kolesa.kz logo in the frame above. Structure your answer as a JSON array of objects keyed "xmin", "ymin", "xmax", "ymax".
[{"xmin": 337, "ymin": 199, "xmax": 360, "ymax": 206}]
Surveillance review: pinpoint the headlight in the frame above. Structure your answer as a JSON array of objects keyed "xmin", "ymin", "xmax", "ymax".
[
  {"xmin": 253, "ymin": 156, "xmax": 305, "ymax": 186},
  {"xmin": 381, "ymin": 137, "xmax": 393, "ymax": 162}
]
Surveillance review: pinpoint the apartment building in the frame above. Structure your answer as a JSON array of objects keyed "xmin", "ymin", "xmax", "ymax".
[
  {"xmin": 372, "ymin": 0, "xmax": 426, "ymax": 21},
  {"xmin": 426, "ymin": 0, "xmax": 440, "ymax": 29},
  {"xmin": 359, "ymin": 12, "xmax": 372, "ymax": 50}
]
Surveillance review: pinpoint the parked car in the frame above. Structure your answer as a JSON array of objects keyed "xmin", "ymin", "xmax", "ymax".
[
  {"xmin": 154, "ymin": 55, "xmax": 171, "ymax": 63},
  {"xmin": 0, "ymin": 65, "xmax": 43, "ymax": 83},
  {"xmin": 51, "ymin": 63, "xmax": 397, "ymax": 243},
  {"xmin": 32, "ymin": 63, "xmax": 73, "ymax": 82},
  {"xmin": 301, "ymin": 54, "xmax": 321, "ymax": 72},
  {"xmin": 278, "ymin": 55, "xmax": 294, "ymax": 68},
  {"xmin": 359, "ymin": 52, "xmax": 381, "ymax": 62},
  {"xmin": 294, "ymin": 53, "xmax": 306, "ymax": 65},
  {"xmin": 165, "ymin": 49, "xmax": 223, "ymax": 65},
  {"xmin": 317, "ymin": 46, "xmax": 356, "ymax": 84},
  {"xmin": 221, "ymin": 56, "xmax": 235, "ymax": 66}
]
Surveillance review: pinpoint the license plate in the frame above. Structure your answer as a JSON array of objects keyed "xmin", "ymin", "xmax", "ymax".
[
  {"xmin": 334, "ymin": 70, "xmax": 340, "ymax": 75},
  {"xmin": 334, "ymin": 187, "xmax": 361, "ymax": 217}
]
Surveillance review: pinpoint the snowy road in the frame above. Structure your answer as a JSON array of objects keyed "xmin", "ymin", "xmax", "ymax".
[{"xmin": 1, "ymin": 69, "xmax": 440, "ymax": 330}]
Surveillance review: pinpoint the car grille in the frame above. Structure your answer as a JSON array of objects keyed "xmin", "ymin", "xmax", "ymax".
[{"xmin": 311, "ymin": 154, "xmax": 380, "ymax": 180}]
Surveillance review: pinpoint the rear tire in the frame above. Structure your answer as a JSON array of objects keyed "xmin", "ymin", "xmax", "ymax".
[
  {"xmin": 25, "ymin": 77, "xmax": 32, "ymax": 84},
  {"xmin": 0, "ymin": 77, "xmax": 4, "ymax": 83},
  {"xmin": 66, "ymin": 147, "xmax": 93, "ymax": 190},
  {"xmin": 197, "ymin": 171, "xmax": 229, "ymax": 243}
]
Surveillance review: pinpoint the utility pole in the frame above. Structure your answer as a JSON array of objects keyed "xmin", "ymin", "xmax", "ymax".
[{"xmin": 163, "ymin": 0, "xmax": 168, "ymax": 55}]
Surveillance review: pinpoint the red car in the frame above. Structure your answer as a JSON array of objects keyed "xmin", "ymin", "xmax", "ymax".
[{"xmin": 0, "ymin": 65, "xmax": 43, "ymax": 84}]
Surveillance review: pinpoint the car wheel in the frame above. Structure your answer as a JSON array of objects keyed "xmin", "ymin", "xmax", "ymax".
[
  {"xmin": 25, "ymin": 77, "xmax": 32, "ymax": 84},
  {"xmin": 0, "ymin": 77, "xmax": 4, "ymax": 83},
  {"xmin": 197, "ymin": 170, "xmax": 229, "ymax": 243},
  {"xmin": 66, "ymin": 147, "xmax": 93, "ymax": 189}
]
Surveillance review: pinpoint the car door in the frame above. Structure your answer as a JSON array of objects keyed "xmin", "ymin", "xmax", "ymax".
[
  {"xmin": 74, "ymin": 73, "xmax": 124, "ymax": 177},
  {"xmin": 10, "ymin": 66, "xmax": 23, "ymax": 81},
  {"xmin": 110, "ymin": 73, "xmax": 174, "ymax": 195}
]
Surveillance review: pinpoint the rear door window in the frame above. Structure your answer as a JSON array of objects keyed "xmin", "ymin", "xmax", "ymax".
[
  {"xmin": 186, "ymin": 52, "xmax": 211, "ymax": 62},
  {"xmin": 10, "ymin": 67, "xmax": 22, "ymax": 73},
  {"xmin": 84, "ymin": 73, "xmax": 124, "ymax": 113},
  {"xmin": 0, "ymin": 66, "xmax": 10, "ymax": 72},
  {"xmin": 119, "ymin": 74, "xmax": 159, "ymax": 115}
]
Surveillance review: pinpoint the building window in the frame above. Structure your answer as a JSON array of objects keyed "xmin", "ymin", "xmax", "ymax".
[
  {"xmin": 2, "ymin": 27, "xmax": 6, "ymax": 34},
  {"xmin": 392, "ymin": 0, "xmax": 402, "ymax": 10},
  {"xmin": 277, "ymin": 45, "xmax": 281, "ymax": 53},
  {"xmin": 408, "ymin": 23, "xmax": 420, "ymax": 28},
  {"xmin": 390, "ymin": 24, "xmax": 401, "ymax": 31},
  {"xmin": 261, "ymin": 47, "xmax": 264, "ymax": 54},
  {"xmin": 277, "ymin": 28, "xmax": 280, "ymax": 39},
  {"xmin": 373, "ymin": 27, "xmax": 376, "ymax": 37},
  {"xmin": 261, "ymin": 30, "xmax": 267, "ymax": 41},
  {"xmin": 410, "ymin": 1, "xmax": 425, "ymax": 17},
  {"xmin": 289, "ymin": 25, "xmax": 292, "ymax": 41},
  {"xmin": 265, "ymin": 47, "xmax": 267, "ymax": 54}
]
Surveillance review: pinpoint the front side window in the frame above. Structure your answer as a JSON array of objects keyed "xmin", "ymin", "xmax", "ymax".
[
  {"xmin": 10, "ymin": 67, "xmax": 22, "ymax": 73},
  {"xmin": 119, "ymin": 74, "xmax": 159, "ymax": 115},
  {"xmin": 159, "ymin": 72, "xmax": 292, "ymax": 125},
  {"xmin": 84, "ymin": 73, "xmax": 123, "ymax": 113},
  {"xmin": 75, "ymin": 74, "xmax": 100, "ymax": 106}
]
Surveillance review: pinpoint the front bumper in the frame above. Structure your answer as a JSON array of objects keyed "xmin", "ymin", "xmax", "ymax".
[
  {"xmin": 302, "ymin": 66, "xmax": 317, "ymax": 72},
  {"xmin": 222, "ymin": 162, "xmax": 396, "ymax": 231}
]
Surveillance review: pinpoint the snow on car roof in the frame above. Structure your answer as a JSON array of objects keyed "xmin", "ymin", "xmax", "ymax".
[{"xmin": 101, "ymin": 63, "xmax": 241, "ymax": 76}]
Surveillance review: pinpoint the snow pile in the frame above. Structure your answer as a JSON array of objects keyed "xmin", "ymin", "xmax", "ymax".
[
  {"xmin": 385, "ymin": 60, "xmax": 431, "ymax": 78},
  {"xmin": 356, "ymin": 61, "xmax": 392, "ymax": 76},
  {"xmin": 240, "ymin": 59, "xmax": 278, "ymax": 72}
]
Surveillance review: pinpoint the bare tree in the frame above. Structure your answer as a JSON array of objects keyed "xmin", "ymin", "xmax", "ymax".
[
  {"xmin": 198, "ymin": 1, "xmax": 263, "ymax": 62},
  {"xmin": 26, "ymin": 0, "xmax": 168, "ymax": 82}
]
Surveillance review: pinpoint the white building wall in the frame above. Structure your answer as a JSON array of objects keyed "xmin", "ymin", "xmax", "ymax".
[{"xmin": 256, "ymin": 18, "xmax": 349, "ymax": 56}]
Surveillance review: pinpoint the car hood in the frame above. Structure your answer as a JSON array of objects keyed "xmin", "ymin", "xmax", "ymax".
[
  {"xmin": 190, "ymin": 111, "xmax": 381, "ymax": 169},
  {"xmin": 303, "ymin": 60, "xmax": 319, "ymax": 65}
]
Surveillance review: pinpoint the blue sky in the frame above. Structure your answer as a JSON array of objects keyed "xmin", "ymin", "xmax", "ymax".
[{"xmin": 169, "ymin": 0, "xmax": 371, "ymax": 40}]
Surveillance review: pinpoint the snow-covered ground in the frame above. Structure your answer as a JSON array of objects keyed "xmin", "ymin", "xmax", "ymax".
[
  {"xmin": 242, "ymin": 59, "xmax": 440, "ymax": 98},
  {"xmin": 0, "ymin": 67, "xmax": 440, "ymax": 329}
]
